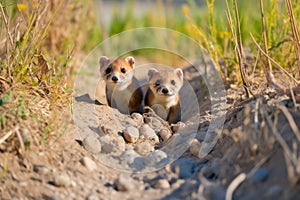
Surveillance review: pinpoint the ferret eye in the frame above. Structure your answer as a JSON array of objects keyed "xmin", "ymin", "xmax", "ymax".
[
  {"xmin": 155, "ymin": 80, "xmax": 161, "ymax": 86},
  {"xmin": 105, "ymin": 67, "xmax": 111, "ymax": 74},
  {"xmin": 171, "ymin": 80, "xmax": 176, "ymax": 85},
  {"xmin": 121, "ymin": 68, "xmax": 126, "ymax": 73}
]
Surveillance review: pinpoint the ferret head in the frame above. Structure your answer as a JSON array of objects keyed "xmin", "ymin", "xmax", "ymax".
[
  {"xmin": 147, "ymin": 68, "xmax": 184, "ymax": 96},
  {"xmin": 99, "ymin": 56, "xmax": 135, "ymax": 87}
]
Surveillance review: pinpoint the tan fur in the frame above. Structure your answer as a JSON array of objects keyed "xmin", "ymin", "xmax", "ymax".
[
  {"xmin": 145, "ymin": 68, "xmax": 184, "ymax": 124},
  {"xmin": 99, "ymin": 56, "xmax": 144, "ymax": 114}
]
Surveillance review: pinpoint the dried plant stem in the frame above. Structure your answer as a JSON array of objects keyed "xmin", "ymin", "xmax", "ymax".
[
  {"xmin": 226, "ymin": 173, "xmax": 247, "ymax": 200},
  {"xmin": 259, "ymin": 0, "xmax": 273, "ymax": 84},
  {"xmin": 263, "ymin": 106, "xmax": 299, "ymax": 184},
  {"xmin": 233, "ymin": 0, "xmax": 251, "ymax": 97},
  {"xmin": 277, "ymin": 105, "xmax": 300, "ymax": 143},
  {"xmin": 250, "ymin": 33, "xmax": 299, "ymax": 85},
  {"xmin": 0, "ymin": 3, "xmax": 13, "ymax": 81},
  {"xmin": 0, "ymin": 3, "xmax": 14, "ymax": 47},
  {"xmin": 285, "ymin": 0, "xmax": 300, "ymax": 75},
  {"xmin": 225, "ymin": 0, "xmax": 252, "ymax": 97},
  {"xmin": 0, "ymin": 125, "xmax": 19, "ymax": 145}
]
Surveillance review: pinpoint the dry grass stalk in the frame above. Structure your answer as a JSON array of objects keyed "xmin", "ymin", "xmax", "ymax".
[
  {"xmin": 263, "ymin": 105, "xmax": 300, "ymax": 184},
  {"xmin": 250, "ymin": 33, "xmax": 299, "ymax": 86},
  {"xmin": 285, "ymin": 0, "xmax": 300, "ymax": 75},
  {"xmin": 277, "ymin": 105, "xmax": 300, "ymax": 143},
  {"xmin": 259, "ymin": 0, "xmax": 273, "ymax": 84},
  {"xmin": 0, "ymin": 3, "xmax": 14, "ymax": 47},
  {"xmin": 225, "ymin": 0, "xmax": 252, "ymax": 97},
  {"xmin": 0, "ymin": 125, "xmax": 19, "ymax": 145},
  {"xmin": 225, "ymin": 173, "xmax": 247, "ymax": 200}
]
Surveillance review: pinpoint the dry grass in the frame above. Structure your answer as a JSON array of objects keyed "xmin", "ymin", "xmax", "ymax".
[{"xmin": 0, "ymin": 0, "xmax": 96, "ymax": 153}]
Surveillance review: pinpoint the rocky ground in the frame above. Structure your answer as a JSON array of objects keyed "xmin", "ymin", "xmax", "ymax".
[{"xmin": 1, "ymin": 60, "xmax": 300, "ymax": 199}]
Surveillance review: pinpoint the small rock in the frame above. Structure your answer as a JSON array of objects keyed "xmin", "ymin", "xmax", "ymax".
[
  {"xmin": 189, "ymin": 139, "xmax": 201, "ymax": 157},
  {"xmin": 115, "ymin": 174, "xmax": 136, "ymax": 191},
  {"xmin": 159, "ymin": 128, "xmax": 172, "ymax": 141},
  {"xmin": 171, "ymin": 122, "xmax": 185, "ymax": 133},
  {"xmin": 82, "ymin": 134, "xmax": 101, "ymax": 154},
  {"xmin": 80, "ymin": 157, "xmax": 97, "ymax": 171},
  {"xmin": 131, "ymin": 113, "xmax": 144, "ymax": 127},
  {"xmin": 145, "ymin": 150, "xmax": 168, "ymax": 165},
  {"xmin": 19, "ymin": 181, "xmax": 28, "ymax": 187},
  {"xmin": 99, "ymin": 135, "xmax": 125, "ymax": 153},
  {"xmin": 53, "ymin": 174, "xmax": 72, "ymax": 187},
  {"xmin": 171, "ymin": 179, "xmax": 185, "ymax": 189},
  {"xmin": 112, "ymin": 136, "xmax": 126, "ymax": 151},
  {"xmin": 33, "ymin": 165, "xmax": 49, "ymax": 175},
  {"xmin": 100, "ymin": 125, "xmax": 119, "ymax": 135},
  {"xmin": 153, "ymin": 179, "xmax": 170, "ymax": 189},
  {"xmin": 120, "ymin": 149, "xmax": 140, "ymax": 165},
  {"xmin": 248, "ymin": 168, "xmax": 269, "ymax": 183},
  {"xmin": 134, "ymin": 140, "xmax": 154, "ymax": 156},
  {"xmin": 99, "ymin": 135, "xmax": 115, "ymax": 153},
  {"xmin": 123, "ymin": 126, "xmax": 139, "ymax": 143},
  {"xmin": 139, "ymin": 124, "xmax": 159, "ymax": 144},
  {"xmin": 146, "ymin": 117, "xmax": 164, "ymax": 133},
  {"xmin": 86, "ymin": 193, "xmax": 99, "ymax": 200}
]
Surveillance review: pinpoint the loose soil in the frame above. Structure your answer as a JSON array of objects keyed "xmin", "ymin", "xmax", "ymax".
[{"xmin": 1, "ymin": 60, "xmax": 300, "ymax": 200}]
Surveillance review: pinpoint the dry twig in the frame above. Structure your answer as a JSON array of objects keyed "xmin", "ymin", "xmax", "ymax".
[
  {"xmin": 277, "ymin": 105, "xmax": 300, "ymax": 143},
  {"xmin": 263, "ymin": 105, "xmax": 299, "ymax": 184},
  {"xmin": 285, "ymin": 0, "xmax": 300, "ymax": 75},
  {"xmin": 225, "ymin": 0, "xmax": 252, "ymax": 97},
  {"xmin": 225, "ymin": 173, "xmax": 247, "ymax": 200},
  {"xmin": 259, "ymin": 0, "xmax": 273, "ymax": 85},
  {"xmin": 250, "ymin": 34, "xmax": 299, "ymax": 85},
  {"xmin": 0, "ymin": 125, "xmax": 19, "ymax": 145}
]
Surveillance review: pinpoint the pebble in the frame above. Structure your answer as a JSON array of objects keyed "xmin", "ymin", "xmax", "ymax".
[
  {"xmin": 189, "ymin": 139, "xmax": 201, "ymax": 157},
  {"xmin": 123, "ymin": 126, "xmax": 139, "ymax": 143},
  {"xmin": 171, "ymin": 122, "xmax": 185, "ymax": 133},
  {"xmin": 153, "ymin": 179, "xmax": 170, "ymax": 189},
  {"xmin": 146, "ymin": 117, "xmax": 164, "ymax": 133},
  {"xmin": 134, "ymin": 140, "xmax": 154, "ymax": 156},
  {"xmin": 99, "ymin": 135, "xmax": 116, "ymax": 153},
  {"xmin": 248, "ymin": 168, "xmax": 269, "ymax": 183},
  {"xmin": 131, "ymin": 113, "xmax": 144, "ymax": 127},
  {"xmin": 80, "ymin": 157, "xmax": 97, "ymax": 171},
  {"xmin": 145, "ymin": 150, "xmax": 168, "ymax": 165},
  {"xmin": 53, "ymin": 174, "xmax": 72, "ymax": 187},
  {"xmin": 112, "ymin": 136, "xmax": 126, "ymax": 151},
  {"xmin": 115, "ymin": 174, "xmax": 136, "ymax": 191},
  {"xmin": 86, "ymin": 194, "xmax": 99, "ymax": 200},
  {"xmin": 159, "ymin": 128, "xmax": 172, "ymax": 141},
  {"xmin": 100, "ymin": 125, "xmax": 118, "ymax": 135},
  {"xmin": 99, "ymin": 135, "xmax": 125, "ymax": 153},
  {"xmin": 82, "ymin": 134, "xmax": 101, "ymax": 154},
  {"xmin": 33, "ymin": 164, "xmax": 49, "ymax": 175},
  {"xmin": 139, "ymin": 124, "xmax": 159, "ymax": 144},
  {"xmin": 120, "ymin": 149, "xmax": 140, "ymax": 165}
]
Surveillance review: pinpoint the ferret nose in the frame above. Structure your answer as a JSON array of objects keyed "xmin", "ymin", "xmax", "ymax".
[
  {"xmin": 112, "ymin": 76, "xmax": 118, "ymax": 82},
  {"xmin": 162, "ymin": 88, "xmax": 169, "ymax": 94}
]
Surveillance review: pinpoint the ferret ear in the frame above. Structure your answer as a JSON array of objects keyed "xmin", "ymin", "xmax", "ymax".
[
  {"xmin": 148, "ymin": 68, "xmax": 158, "ymax": 80},
  {"xmin": 99, "ymin": 56, "xmax": 109, "ymax": 68},
  {"xmin": 174, "ymin": 68, "xmax": 183, "ymax": 81},
  {"xmin": 125, "ymin": 56, "xmax": 135, "ymax": 67}
]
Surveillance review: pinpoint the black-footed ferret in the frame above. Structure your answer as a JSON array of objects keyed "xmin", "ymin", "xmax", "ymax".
[
  {"xmin": 99, "ymin": 56, "xmax": 144, "ymax": 114},
  {"xmin": 145, "ymin": 68, "xmax": 184, "ymax": 124}
]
